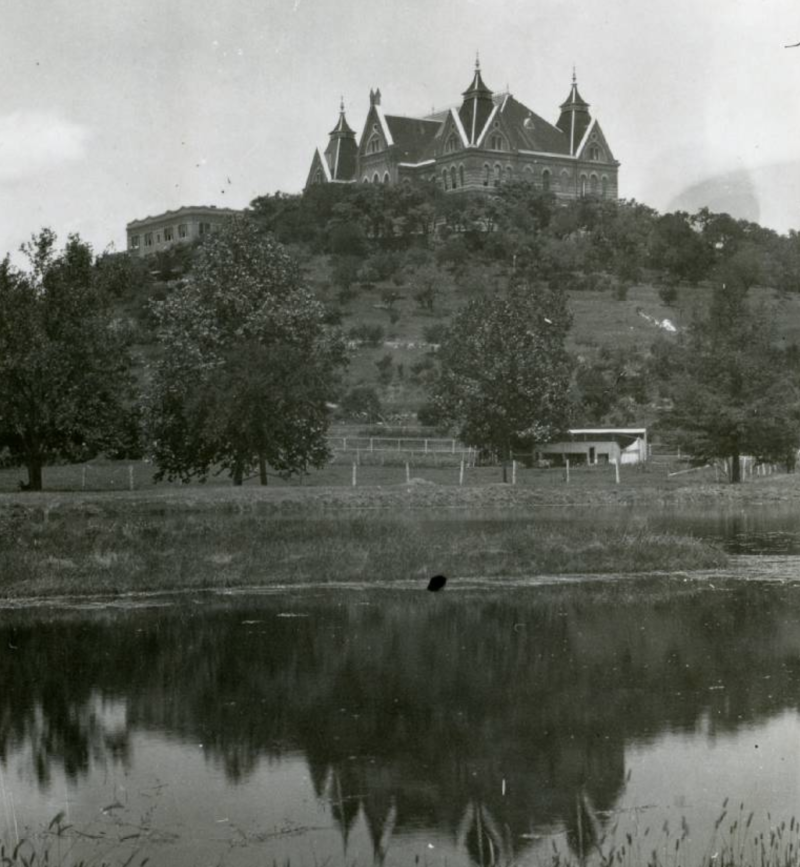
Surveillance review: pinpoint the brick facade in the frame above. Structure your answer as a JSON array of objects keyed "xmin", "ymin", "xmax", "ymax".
[{"xmin": 306, "ymin": 63, "xmax": 619, "ymax": 201}]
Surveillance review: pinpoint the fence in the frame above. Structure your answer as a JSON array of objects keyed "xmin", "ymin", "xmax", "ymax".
[{"xmin": 327, "ymin": 435, "xmax": 475, "ymax": 465}]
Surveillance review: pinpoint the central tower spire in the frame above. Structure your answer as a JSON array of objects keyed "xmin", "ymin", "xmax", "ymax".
[{"xmin": 459, "ymin": 55, "xmax": 494, "ymax": 145}]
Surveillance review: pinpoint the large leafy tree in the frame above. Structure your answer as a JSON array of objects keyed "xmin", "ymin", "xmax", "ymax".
[
  {"xmin": 0, "ymin": 230, "xmax": 135, "ymax": 490},
  {"xmin": 429, "ymin": 279, "xmax": 572, "ymax": 480},
  {"xmin": 146, "ymin": 217, "xmax": 345, "ymax": 485},
  {"xmin": 656, "ymin": 283, "xmax": 800, "ymax": 482}
]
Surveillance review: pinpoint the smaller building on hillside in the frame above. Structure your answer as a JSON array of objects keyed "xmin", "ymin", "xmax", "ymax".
[
  {"xmin": 537, "ymin": 428, "xmax": 648, "ymax": 466},
  {"xmin": 126, "ymin": 205, "xmax": 242, "ymax": 258}
]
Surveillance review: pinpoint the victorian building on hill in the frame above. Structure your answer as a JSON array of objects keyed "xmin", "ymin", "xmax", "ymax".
[{"xmin": 306, "ymin": 60, "xmax": 619, "ymax": 200}]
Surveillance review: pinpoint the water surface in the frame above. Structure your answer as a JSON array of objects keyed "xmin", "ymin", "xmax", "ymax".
[{"xmin": 3, "ymin": 573, "xmax": 800, "ymax": 866}]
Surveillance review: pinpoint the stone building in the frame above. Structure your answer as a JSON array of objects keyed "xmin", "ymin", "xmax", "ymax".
[
  {"xmin": 126, "ymin": 205, "xmax": 242, "ymax": 257},
  {"xmin": 306, "ymin": 60, "xmax": 619, "ymax": 199}
]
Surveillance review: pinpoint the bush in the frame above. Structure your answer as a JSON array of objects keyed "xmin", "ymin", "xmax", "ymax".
[
  {"xmin": 422, "ymin": 322, "xmax": 448, "ymax": 345},
  {"xmin": 347, "ymin": 323, "xmax": 385, "ymax": 346},
  {"xmin": 340, "ymin": 386, "xmax": 382, "ymax": 421},
  {"xmin": 328, "ymin": 221, "xmax": 367, "ymax": 256},
  {"xmin": 375, "ymin": 353, "xmax": 394, "ymax": 385},
  {"xmin": 332, "ymin": 255, "xmax": 361, "ymax": 291},
  {"xmin": 658, "ymin": 282, "xmax": 679, "ymax": 307},
  {"xmin": 410, "ymin": 355, "xmax": 438, "ymax": 385}
]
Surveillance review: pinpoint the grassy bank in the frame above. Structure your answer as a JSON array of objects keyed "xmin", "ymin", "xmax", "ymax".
[{"xmin": 0, "ymin": 501, "xmax": 727, "ymax": 598}]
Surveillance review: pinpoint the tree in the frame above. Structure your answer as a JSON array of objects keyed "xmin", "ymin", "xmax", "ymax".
[
  {"xmin": 657, "ymin": 284, "xmax": 800, "ymax": 482},
  {"xmin": 0, "ymin": 230, "xmax": 134, "ymax": 490},
  {"xmin": 146, "ymin": 217, "xmax": 345, "ymax": 485},
  {"xmin": 428, "ymin": 280, "xmax": 572, "ymax": 480}
]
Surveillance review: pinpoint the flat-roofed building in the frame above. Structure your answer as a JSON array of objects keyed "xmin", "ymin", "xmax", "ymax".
[
  {"xmin": 537, "ymin": 428, "xmax": 648, "ymax": 466},
  {"xmin": 126, "ymin": 205, "xmax": 242, "ymax": 257}
]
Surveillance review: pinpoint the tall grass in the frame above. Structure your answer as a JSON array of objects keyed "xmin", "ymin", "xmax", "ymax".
[{"xmin": 0, "ymin": 507, "xmax": 727, "ymax": 598}]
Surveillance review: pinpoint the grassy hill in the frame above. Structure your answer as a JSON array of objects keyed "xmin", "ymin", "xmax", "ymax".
[{"xmin": 296, "ymin": 250, "xmax": 800, "ymax": 422}]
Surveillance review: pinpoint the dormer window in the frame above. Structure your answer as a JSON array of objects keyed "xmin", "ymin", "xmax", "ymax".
[
  {"xmin": 588, "ymin": 144, "xmax": 603, "ymax": 161},
  {"xmin": 489, "ymin": 133, "xmax": 505, "ymax": 151},
  {"xmin": 445, "ymin": 134, "xmax": 459, "ymax": 154},
  {"xmin": 367, "ymin": 135, "xmax": 382, "ymax": 154}
]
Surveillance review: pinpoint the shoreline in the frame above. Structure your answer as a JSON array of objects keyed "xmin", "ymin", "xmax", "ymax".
[{"xmin": 2, "ymin": 472, "xmax": 800, "ymax": 513}]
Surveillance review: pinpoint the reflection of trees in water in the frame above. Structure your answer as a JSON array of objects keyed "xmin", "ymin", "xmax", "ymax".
[{"xmin": 2, "ymin": 584, "xmax": 800, "ymax": 860}]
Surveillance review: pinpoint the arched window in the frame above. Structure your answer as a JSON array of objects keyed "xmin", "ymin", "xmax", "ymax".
[
  {"xmin": 443, "ymin": 169, "xmax": 449, "ymax": 190},
  {"xmin": 523, "ymin": 165, "xmax": 534, "ymax": 183},
  {"xmin": 588, "ymin": 144, "xmax": 603, "ymax": 161},
  {"xmin": 542, "ymin": 169, "xmax": 551, "ymax": 193},
  {"xmin": 505, "ymin": 165, "xmax": 513, "ymax": 183},
  {"xmin": 601, "ymin": 175, "xmax": 609, "ymax": 197},
  {"xmin": 367, "ymin": 135, "xmax": 382, "ymax": 154},
  {"xmin": 493, "ymin": 164, "xmax": 501, "ymax": 187},
  {"xmin": 580, "ymin": 175, "xmax": 588, "ymax": 196},
  {"xmin": 490, "ymin": 133, "xmax": 505, "ymax": 151},
  {"xmin": 450, "ymin": 166, "xmax": 457, "ymax": 189},
  {"xmin": 483, "ymin": 163, "xmax": 490, "ymax": 187},
  {"xmin": 383, "ymin": 172, "xmax": 390, "ymax": 184},
  {"xmin": 590, "ymin": 174, "xmax": 599, "ymax": 195},
  {"xmin": 560, "ymin": 169, "xmax": 570, "ymax": 189},
  {"xmin": 314, "ymin": 170, "xmax": 322, "ymax": 184},
  {"xmin": 373, "ymin": 172, "xmax": 380, "ymax": 184},
  {"xmin": 445, "ymin": 134, "xmax": 459, "ymax": 154},
  {"xmin": 459, "ymin": 164, "xmax": 465, "ymax": 187},
  {"xmin": 363, "ymin": 176, "xmax": 370, "ymax": 184}
]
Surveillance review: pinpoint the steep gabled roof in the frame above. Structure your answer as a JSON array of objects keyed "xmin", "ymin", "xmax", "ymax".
[
  {"xmin": 495, "ymin": 94, "xmax": 572, "ymax": 155},
  {"xmin": 383, "ymin": 115, "xmax": 441, "ymax": 162}
]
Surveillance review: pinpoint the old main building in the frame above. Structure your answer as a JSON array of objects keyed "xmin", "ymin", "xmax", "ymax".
[{"xmin": 306, "ymin": 60, "xmax": 619, "ymax": 199}]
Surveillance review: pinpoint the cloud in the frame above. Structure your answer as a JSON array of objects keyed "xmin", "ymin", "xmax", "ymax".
[{"xmin": 0, "ymin": 111, "xmax": 90, "ymax": 182}]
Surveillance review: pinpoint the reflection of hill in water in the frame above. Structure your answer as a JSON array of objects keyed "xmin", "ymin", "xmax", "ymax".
[{"xmin": 2, "ymin": 583, "xmax": 800, "ymax": 860}]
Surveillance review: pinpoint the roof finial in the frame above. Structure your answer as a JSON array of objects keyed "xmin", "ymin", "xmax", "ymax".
[
  {"xmin": 339, "ymin": 95, "xmax": 344, "ymax": 113},
  {"xmin": 475, "ymin": 50, "xmax": 480, "ymax": 71},
  {"xmin": 572, "ymin": 64, "xmax": 577, "ymax": 85}
]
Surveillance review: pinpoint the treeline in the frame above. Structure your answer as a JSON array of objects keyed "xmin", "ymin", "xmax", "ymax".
[{"xmin": 251, "ymin": 182, "xmax": 800, "ymax": 295}]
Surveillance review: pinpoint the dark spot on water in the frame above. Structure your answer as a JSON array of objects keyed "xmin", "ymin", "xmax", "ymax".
[{"xmin": 427, "ymin": 574, "xmax": 447, "ymax": 592}]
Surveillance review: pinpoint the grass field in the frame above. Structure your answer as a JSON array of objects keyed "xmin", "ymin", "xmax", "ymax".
[
  {"xmin": 0, "ymin": 502, "xmax": 727, "ymax": 598},
  {"xmin": 0, "ymin": 453, "xmax": 789, "ymax": 498}
]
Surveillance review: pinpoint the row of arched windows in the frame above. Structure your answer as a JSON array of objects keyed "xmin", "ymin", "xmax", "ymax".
[
  {"xmin": 361, "ymin": 172, "xmax": 391, "ymax": 184},
  {"xmin": 353, "ymin": 163, "xmax": 612, "ymax": 197},
  {"xmin": 442, "ymin": 164, "xmax": 466, "ymax": 190}
]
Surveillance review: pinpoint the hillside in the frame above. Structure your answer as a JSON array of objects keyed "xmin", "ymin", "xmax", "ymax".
[
  {"xmin": 298, "ymin": 250, "xmax": 800, "ymax": 422},
  {"xmin": 114, "ymin": 184, "xmax": 800, "ymax": 430}
]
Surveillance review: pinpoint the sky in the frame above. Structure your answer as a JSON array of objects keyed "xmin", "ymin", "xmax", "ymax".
[{"xmin": 2, "ymin": 0, "xmax": 800, "ymax": 260}]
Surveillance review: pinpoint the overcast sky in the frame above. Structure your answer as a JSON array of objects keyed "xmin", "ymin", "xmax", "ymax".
[{"xmin": 2, "ymin": 0, "xmax": 800, "ymax": 259}]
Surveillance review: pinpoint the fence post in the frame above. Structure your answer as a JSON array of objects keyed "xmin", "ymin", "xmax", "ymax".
[
  {"xmin": 512, "ymin": 460, "xmax": 517, "ymax": 485},
  {"xmin": 614, "ymin": 459, "xmax": 620, "ymax": 485},
  {"xmin": 128, "ymin": 465, "xmax": 134, "ymax": 492},
  {"xmin": 424, "ymin": 439, "xmax": 429, "ymax": 454},
  {"xmin": 352, "ymin": 462, "xmax": 357, "ymax": 487},
  {"xmin": 451, "ymin": 440, "xmax": 455, "ymax": 454},
  {"xmin": 370, "ymin": 438, "xmax": 374, "ymax": 452},
  {"xmin": 406, "ymin": 462, "xmax": 411, "ymax": 484},
  {"xmin": 566, "ymin": 458, "xmax": 570, "ymax": 485},
  {"xmin": 82, "ymin": 466, "xmax": 87, "ymax": 491},
  {"xmin": 343, "ymin": 437, "xmax": 347, "ymax": 452},
  {"xmin": 356, "ymin": 447, "xmax": 360, "ymax": 465},
  {"xmin": 459, "ymin": 460, "xmax": 465, "ymax": 486}
]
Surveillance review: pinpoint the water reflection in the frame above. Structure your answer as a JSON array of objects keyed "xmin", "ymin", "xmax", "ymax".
[{"xmin": 2, "ymin": 582, "xmax": 800, "ymax": 864}]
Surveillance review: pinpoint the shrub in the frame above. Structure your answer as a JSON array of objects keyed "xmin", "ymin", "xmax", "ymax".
[
  {"xmin": 340, "ymin": 386, "xmax": 382, "ymax": 421},
  {"xmin": 422, "ymin": 322, "xmax": 448, "ymax": 345},
  {"xmin": 332, "ymin": 255, "xmax": 361, "ymax": 290},
  {"xmin": 375, "ymin": 353, "xmax": 394, "ymax": 385},
  {"xmin": 347, "ymin": 323, "xmax": 385, "ymax": 346}
]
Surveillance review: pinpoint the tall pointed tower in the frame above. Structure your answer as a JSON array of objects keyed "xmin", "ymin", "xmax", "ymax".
[
  {"xmin": 324, "ymin": 99, "xmax": 358, "ymax": 181},
  {"xmin": 458, "ymin": 55, "xmax": 495, "ymax": 145},
  {"xmin": 556, "ymin": 69, "xmax": 592, "ymax": 155}
]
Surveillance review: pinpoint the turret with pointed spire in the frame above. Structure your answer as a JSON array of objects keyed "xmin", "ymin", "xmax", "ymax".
[
  {"xmin": 556, "ymin": 68, "xmax": 592, "ymax": 155},
  {"xmin": 458, "ymin": 53, "xmax": 495, "ymax": 145},
  {"xmin": 324, "ymin": 97, "xmax": 357, "ymax": 181}
]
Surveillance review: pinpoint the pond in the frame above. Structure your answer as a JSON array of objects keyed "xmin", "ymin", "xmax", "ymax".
[{"xmin": 3, "ymin": 566, "xmax": 800, "ymax": 866}]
